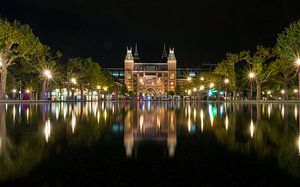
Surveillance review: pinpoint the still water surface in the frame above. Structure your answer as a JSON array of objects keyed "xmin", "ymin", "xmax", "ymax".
[{"xmin": 1, "ymin": 102, "xmax": 300, "ymax": 185}]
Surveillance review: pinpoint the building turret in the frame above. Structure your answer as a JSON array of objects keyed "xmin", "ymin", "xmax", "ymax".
[
  {"xmin": 161, "ymin": 43, "xmax": 168, "ymax": 62},
  {"xmin": 133, "ymin": 43, "xmax": 140, "ymax": 61},
  {"xmin": 124, "ymin": 46, "xmax": 134, "ymax": 92},
  {"xmin": 168, "ymin": 47, "xmax": 176, "ymax": 60},
  {"xmin": 167, "ymin": 47, "xmax": 176, "ymax": 93}
]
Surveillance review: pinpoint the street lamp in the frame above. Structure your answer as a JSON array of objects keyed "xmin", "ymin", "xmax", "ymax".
[
  {"xmin": 44, "ymin": 70, "xmax": 52, "ymax": 100},
  {"xmin": 224, "ymin": 78, "xmax": 229, "ymax": 101},
  {"xmin": 248, "ymin": 72, "xmax": 255, "ymax": 100},
  {"xmin": 103, "ymin": 86, "xmax": 108, "ymax": 100},
  {"xmin": 200, "ymin": 77, "xmax": 204, "ymax": 81},
  {"xmin": 295, "ymin": 58, "xmax": 300, "ymax": 99},
  {"xmin": 281, "ymin": 89, "xmax": 285, "ymax": 100},
  {"xmin": 70, "ymin": 78, "xmax": 76, "ymax": 100},
  {"xmin": 97, "ymin": 85, "xmax": 101, "ymax": 101},
  {"xmin": 187, "ymin": 77, "xmax": 192, "ymax": 81},
  {"xmin": 209, "ymin": 82, "xmax": 215, "ymax": 88}
]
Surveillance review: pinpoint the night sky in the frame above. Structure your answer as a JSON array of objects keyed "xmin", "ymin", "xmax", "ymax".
[{"xmin": 1, "ymin": 0, "xmax": 300, "ymax": 67}]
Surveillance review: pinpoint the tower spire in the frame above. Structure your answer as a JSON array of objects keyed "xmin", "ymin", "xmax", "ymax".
[
  {"xmin": 162, "ymin": 42, "xmax": 168, "ymax": 61},
  {"xmin": 133, "ymin": 43, "xmax": 140, "ymax": 61}
]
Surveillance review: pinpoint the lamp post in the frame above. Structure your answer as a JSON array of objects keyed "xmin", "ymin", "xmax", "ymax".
[
  {"xmin": 295, "ymin": 58, "xmax": 300, "ymax": 99},
  {"xmin": 103, "ymin": 86, "xmax": 108, "ymax": 101},
  {"xmin": 97, "ymin": 85, "xmax": 101, "ymax": 102},
  {"xmin": 71, "ymin": 78, "xmax": 76, "ymax": 101},
  {"xmin": 249, "ymin": 72, "xmax": 255, "ymax": 100},
  {"xmin": 224, "ymin": 78, "xmax": 229, "ymax": 101},
  {"xmin": 44, "ymin": 70, "xmax": 52, "ymax": 100}
]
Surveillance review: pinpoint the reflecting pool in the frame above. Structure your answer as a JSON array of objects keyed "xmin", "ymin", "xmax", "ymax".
[{"xmin": 1, "ymin": 102, "xmax": 300, "ymax": 185}]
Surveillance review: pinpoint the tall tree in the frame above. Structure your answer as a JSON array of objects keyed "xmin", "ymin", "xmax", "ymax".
[
  {"xmin": 277, "ymin": 19, "xmax": 300, "ymax": 61},
  {"xmin": 0, "ymin": 19, "xmax": 44, "ymax": 99},
  {"xmin": 244, "ymin": 46, "xmax": 275, "ymax": 100}
]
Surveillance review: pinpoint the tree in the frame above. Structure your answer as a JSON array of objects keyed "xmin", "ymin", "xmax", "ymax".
[
  {"xmin": 0, "ymin": 19, "xmax": 45, "ymax": 99},
  {"xmin": 213, "ymin": 52, "xmax": 245, "ymax": 99},
  {"xmin": 244, "ymin": 46, "xmax": 275, "ymax": 100},
  {"xmin": 269, "ymin": 58, "xmax": 297, "ymax": 99},
  {"xmin": 277, "ymin": 19, "xmax": 300, "ymax": 61}
]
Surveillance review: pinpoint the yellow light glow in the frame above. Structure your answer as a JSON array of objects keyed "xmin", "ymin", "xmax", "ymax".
[
  {"xmin": 294, "ymin": 89, "xmax": 298, "ymax": 93},
  {"xmin": 97, "ymin": 85, "xmax": 101, "ymax": 89},
  {"xmin": 281, "ymin": 89, "xmax": 285, "ymax": 94},
  {"xmin": 71, "ymin": 78, "xmax": 76, "ymax": 83},
  {"xmin": 250, "ymin": 119, "xmax": 254, "ymax": 138},
  {"xmin": 209, "ymin": 83, "xmax": 215, "ymax": 88},
  {"xmin": 12, "ymin": 89, "xmax": 17, "ymax": 93},
  {"xmin": 267, "ymin": 91, "xmax": 271, "ymax": 95},
  {"xmin": 103, "ymin": 87, "xmax": 108, "ymax": 91},
  {"xmin": 225, "ymin": 115, "xmax": 229, "ymax": 130},
  {"xmin": 193, "ymin": 87, "xmax": 197, "ymax": 92},
  {"xmin": 249, "ymin": 72, "xmax": 255, "ymax": 79},
  {"xmin": 200, "ymin": 109, "xmax": 204, "ymax": 132},
  {"xmin": 200, "ymin": 77, "xmax": 204, "ymax": 81},
  {"xmin": 224, "ymin": 78, "xmax": 229, "ymax": 84},
  {"xmin": 295, "ymin": 58, "xmax": 300, "ymax": 66},
  {"xmin": 187, "ymin": 77, "xmax": 192, "ymax": 81},
  {"xmin": 26, "ymin": 89, "xmax": 30, "ymax": 93},
  {"xmin": 44, "ymin": 119, "xmax": 51, "ymax": 143}
]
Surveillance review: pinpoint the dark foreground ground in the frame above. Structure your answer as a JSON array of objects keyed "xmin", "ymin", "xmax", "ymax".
[{"xmin": 2, "ymin": 133, "xmax": 300, "ymax": 186}]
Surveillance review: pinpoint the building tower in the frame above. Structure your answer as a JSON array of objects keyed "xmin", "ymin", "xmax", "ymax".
[
  {"xmin": 161, "ymin": 43, "xmax": 168, "ymax": 62},
  {"xmin": 133, "ymin": 43, "xmax": 140, "ymax": 61},
  {"xmin": 167, "ymin": 47, "xmax": 176, "ymax": 93},
  {"xmin": 124, "ymin": 47, "xmax": 134, "ymax": 92}
]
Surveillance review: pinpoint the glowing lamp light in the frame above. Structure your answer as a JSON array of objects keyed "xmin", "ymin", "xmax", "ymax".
[
  {"xmin": 224, "ymin": 78, "xmax": 229, "ymax": 84},
  {"xmin": 199, "ymin": 85, "xmax": 204, "ymax": 91},
  {"xmin": 96, "ymin": 85, "xmax": 101, "ymax": 89},
  {"xmin": 249, "ymin": 72, "xmax": 255, "ymax": 79},
  {"xmin": 281, "ymin": 89, "xmax": 285, "ymax": 94},
  {"xmin": 71, "ymin": 78, "xmax": 76, "ymax": 83},
  {"xmin": 12, "ymin": 89, "xmax": 17, "ymax": 93},
  {"xmin": 295, "ymin": 58, "xmax": 300, "ymax": 66},
  {"xmin": 200, "ymin": 77, "xmax": 204, "ymax": 81},
  {"xmin": 209, "ymin": 83, "xmax": 215, "ymax": 88},
  {"xmin": 25, "ymin": 89, "xmax": 30, "ymax": 93},
  {"xmin": 294, "ymin": 89, "xmax": 298, "ymax": 93},
  {"xmin": 267, "ymin": 91, "xmax": 271, "ymax": 95},
  {"xmin": 103, "ymin": 87, "xmax": 108, "ymax": 91},
  {"xmin": 193, "ymin": 87, "xmax": 197, "ymax": 92},
  {"xmin": 187, "ymin": 77, "xmax": 192, "ymax": 81}
]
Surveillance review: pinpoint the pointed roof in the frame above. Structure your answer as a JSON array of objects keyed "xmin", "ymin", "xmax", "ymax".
[
  {"xmin": 125, "ymin": 46, "xmax": 134, "ymax": 60},
  {"xmin": 133, "ymin": 43, "xmax": 140, "ymax": 61},
  {"xmin": 168, "ymin": 47, "xmax": 176, "ymax": 60},
  {"xmin": 162, "ymin": 43, "xmax": 168, "ymax": 60}
]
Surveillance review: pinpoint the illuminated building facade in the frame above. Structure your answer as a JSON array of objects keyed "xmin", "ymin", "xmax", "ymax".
[{"xmin": 124, "ymin": 45, "xmax": 176, "ymax": 96}]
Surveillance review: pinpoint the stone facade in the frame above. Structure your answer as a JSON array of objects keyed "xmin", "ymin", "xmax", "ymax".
[{"xmin": 124, "ymin": 45, "xmax": 177, "ymax": 96}]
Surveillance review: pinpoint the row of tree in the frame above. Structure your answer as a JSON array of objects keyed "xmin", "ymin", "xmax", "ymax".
[
  {"xmin": 182, "ymin": 19, "xmax": 300, "ymax": 100},
  {"xmin": 0, "ymin": 18, "xmax": 115, "ymax": 100}
]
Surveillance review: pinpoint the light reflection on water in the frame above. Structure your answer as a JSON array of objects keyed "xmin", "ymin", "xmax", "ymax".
[{"xmin": 0, "ymin": 102, "xmax": 300, "ymax": 181}]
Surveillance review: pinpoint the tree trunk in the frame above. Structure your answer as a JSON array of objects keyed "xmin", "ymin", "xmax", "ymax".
[
  {"xmin": 284, "ymin": 82, "xmax": 288, "ymax": 100},
  {"xmin": 0, "ymin": 67, "xmax": 8, "ymax": 100},
  {"xmin": 40, "ymin": 79, "xmax": 47, "ymax": 100},
  {"xmin": 80, "ymin": 84, "xmax": 84, "ymax": 101},
  {"xmin": 256, "ymin": 84, "xmax": 261, "ymax": 100}
]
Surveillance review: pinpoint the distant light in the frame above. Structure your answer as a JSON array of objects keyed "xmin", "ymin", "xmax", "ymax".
[
  {"xmin": 267, "ymin": 91, "xmax": 271, "ymax": 95},
  {"xmin": 200, "ymin": 77, "xmax": 204, "ymax": 81},
  {"xmin": 224, "ymin": 78, "xmax": 229, "ymax": 84},
  {"xmin": 187, "ymin": 77, "xmax": 192, "ymax": 81},
  {"xmin": 193, "ymin": 87, "xmax": 197, "ymax": 92},
  {"xmin": 295, "ymin": 58, "xmax": 300, "ymax": 66},
  {"xmin": 210, "ymin": 83, "xmax": 215, "ymax": 88},
  {"xmin": 71, "ymin": 78, "xmax": 76, "ymax": 83},
  {"xmin": 199, "ymin": 85, "xmax": 204, "ymax": 91},
  {"xmin": 12, "ymin": 89, "xmax": 17, "ymax": 93},
  {"xmin": 25, "ymin": 89, "xmax": 30, "ymax": 93},
  {"xmin": 103, "ymin": 87, "xmax": 108, "ymax": 91},
  {"xmin": 294, "ymin": 89, "xmax": 298, "ymax": 93},
  {"xmin": 281, "ymin": 89, "xmax": 285, "ymax": 94},
  {"xmin": 97, "ymin": 85, "xmax": 101, "ymax": 89}
]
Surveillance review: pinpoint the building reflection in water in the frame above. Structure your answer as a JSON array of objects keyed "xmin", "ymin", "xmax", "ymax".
[{"xmin": 124, "ymin": 102, "xmax": 177, "ymax": 158}]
